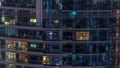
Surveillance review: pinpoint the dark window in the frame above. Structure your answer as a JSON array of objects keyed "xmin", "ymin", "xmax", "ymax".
[
  {"xmin": 62, "ymin": 0, "xmax": 73, "ymax": 10},
  {"xmin": 63, "ymin": 56, "xmax": 72, "ymax": 65},
  {"xmin": 63, "ymin": 32, "xmax": 72, "ymax": 40},
  {"xmin": 63, "ymin": 19, "xmax": 73, "ymax": 27},
  {"xmin": 63, "ymin": 44, "xmax": 72, "ymax": 53}
]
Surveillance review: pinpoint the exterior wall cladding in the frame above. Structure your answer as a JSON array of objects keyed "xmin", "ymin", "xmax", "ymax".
[{"xmin": 0, "ymin": 0, "xmax": 119, "ymax": 68}]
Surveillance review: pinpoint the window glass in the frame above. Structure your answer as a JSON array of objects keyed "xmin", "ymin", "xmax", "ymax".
[
  {"xmin": 5, "ymin": 52, "xmax": 16, "ymax": 62},
  {"xmin": 5, "ymin": 40, "xmax": 16, "ymax": 50},
  {"xmin": 63, "ymin": 55, "xmax": 72, "ymax": 65},
  {"xmin": 76, "ymin": 32, "xmax": 89, "ymax": 40},
  {"xmin": 1, "ymin": 0, "xmax": 36, "ymax": 8},
  {"xmin": 74, "ymin": 44, "xmax": 88, "ymax": 54},
  {"xmin": 6, "ymin": 64, "xmax": 16, "ymax": 68},
  {"xmin": 1, "ymin": 16, "xmax": 15, "ymax": 25},
  {"xmin": 47, "ymin": 31, "xmax": 59, "ymax": 41},
  {"xmin": 28, "ymin": 55, "xmax": 41, "ymax": 64},
  {"xmin": 63, "ymin": 19, "xmax": 73, "ymax": 27},
  {"xmin": 30, "ymin": 19, "xmax": 36, "ymax": 23},
  {"xmin": 30, "ymin": 44, "xmax": 37, "ymax": 48},
  {"xmin": 42, "ymin": 56, "xmax": 50, "ymax": 65},
  {"xmin": 17, "ymin": 10, "xmax": 36, "ymax": 26},
  {"xmin": 43, "ymin": 19, "xmax": 60, "ymax": 28},
  {"xmin": 63, "ymin": 32, "xmax": 72, "ymax": 40},
  {"xmin": 44, "ymin": 44, "xmax": 61, "ymax": 54},
  {"xmin": 51, "ymin": 56, "xmax": 62, "ymax": 66},
  {"xmin": 19, "ymin": 54, "xmax": 28, "ymax": 63},
  {"xmin": 63, "ymin": 44, "xmax": 72, "ymax": 53},
  {"xmin": 29, "ymin": 43, "xmax": 43, "ymax": 52},
  {"xmin": 4, "ymin": 28, "xmax": 18, "ymax": 36},
  {"xmin": 62, "ymin": 0, "xmax": 73, "ymax": 10},
  {"xmin": 18, "ymin": 42, "xmax": 28, "ymax": 51}
]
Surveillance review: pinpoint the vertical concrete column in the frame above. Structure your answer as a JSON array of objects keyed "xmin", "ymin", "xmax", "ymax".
[
  {"xmin": 14, "ymin": 6, "xmax": 18, "ymax": 25},
  {"xmin": 115, "ymin": 10, "xmax": 120, "ymax": 68},
  {"xmin": 59, "ymin": 31, "xmax": 62, "ymax": 41},
  {"xmin": 36, "ymin": 0, "xmax": 43, "ymax": 27},
  {"xmin": 59, "ymin": 31, "xmax": 63, "ymax": 53}
]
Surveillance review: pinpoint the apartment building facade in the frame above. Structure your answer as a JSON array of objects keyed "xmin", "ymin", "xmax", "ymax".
[{"xmin": 0, "ymin": 0, "xmax": 117, "ymax": 68}]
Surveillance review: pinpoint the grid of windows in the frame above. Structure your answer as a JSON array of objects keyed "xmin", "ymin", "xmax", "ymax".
[
  {"xmin": 0, "ymin": 0, "xmax": 117, "ymax": 68},
  {"xmin": 1, "ymin": 0, "xmax": 36, "ymax": 8}
]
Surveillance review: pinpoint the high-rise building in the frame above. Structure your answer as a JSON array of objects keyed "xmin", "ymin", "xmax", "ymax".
[{"xmin": 0, "ymin": 0, "xmax": 117, "ymax": 68}]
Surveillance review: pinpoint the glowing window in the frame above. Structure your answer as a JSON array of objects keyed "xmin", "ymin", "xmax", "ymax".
[
  {"xmin": 2, "ymin": 16, "xmax": 15, "ymax": 25},
  {"xmin": 53, "ymin": 19, "xmax": 59, "ymax": 24},
  {"xmin": 18, "ymin": 42, "xmax": 28, "ymax": 51},
  {"xmin": 30, "ymin": 19, "xmax": 36, "ymax": 23},
  {"xmin": 30, "ymin": 44, "xmax": 37, "ymax": 48},
  {"xmin": 117, "ymin": 10, "xmax": 120, "ymax": 14},
  {"xmin": 42, "ymin": 56, "xmax": 50, "ymax": 65},
  {"xmin": 71, "ymin": 11, "xmax": 77, "ymax": 16},
  {"xmin": 76, "ymin": 32, "xmax": 89, "ymax": 40},
  {"xmin": 6, "ymin": 64, "xmax": 16, "ymax": 68},
  {"xmin": 5, "ymin": 52, "xmax": 16, "ymax": 62},
  {"xmin": 4, "ymin": 20, "xmax": 15, "ymax": 25},
  {"xmin": 42, "ymin": 43, "xmax": 46, "ymax": 51},
  {"xmin": 5, "ymin": 40, "xmax": 16, "ymax": 50},
  {"xmin": 19, "ymin": 54, "xmax": 28, "ymax": 63},
  {"xmin": 2, "ymin": 15, "xmax": 5, "ymax": 22},
  {"xmin": 49, "ymin": 32, "xmax": 53, "ymax": 35}
]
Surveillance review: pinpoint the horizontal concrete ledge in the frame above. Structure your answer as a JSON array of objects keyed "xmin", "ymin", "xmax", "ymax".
[
  {"xmin": 0, "ymin": 6, "xmax": 35, "ymax": 10},
  {"xmin": 62, "ymin": 10, "xmax": 114, "ymax": 12},
  {"xmin": 0, "ymin": 6, "xmax": 114, "ymax": 12},
  {"xmin": 0, "ymin": 25, "xmax": 112, "ymax": 31},
  {"xmin": 0, "ymin": 61, "xmax": 105, "ymax": 68},
  {"xmin": 0, "ymin": 36, "xmax": 109, "ymax": 43},
  {"xmin": 0, "ymin": 49, "xmax": 105, "ymax": 56}
]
